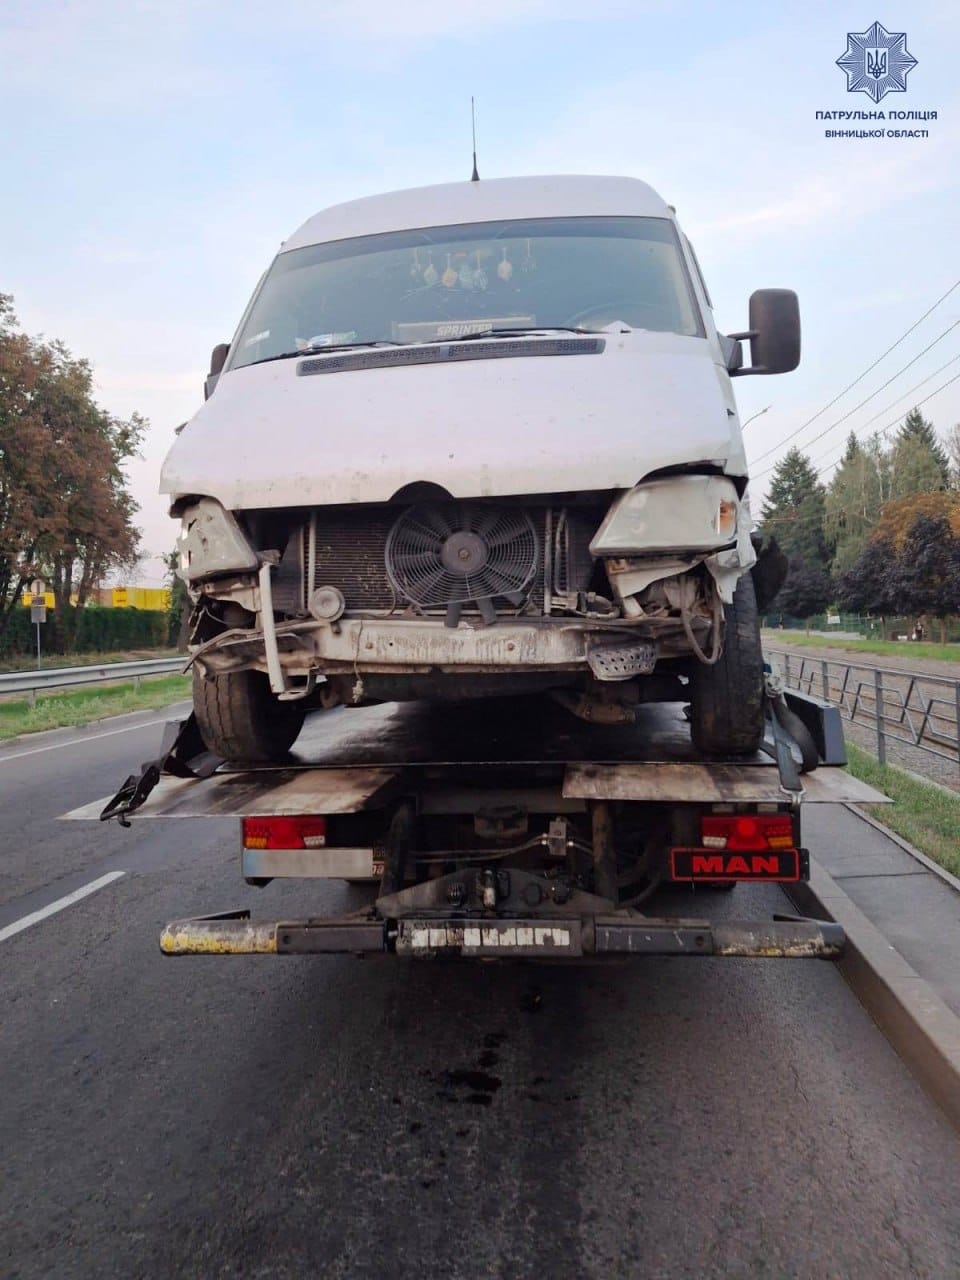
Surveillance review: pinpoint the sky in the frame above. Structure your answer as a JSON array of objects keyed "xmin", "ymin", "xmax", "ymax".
[{"xmin": 3, "ymin": 0, "xmax": 959, "ymax": 585}]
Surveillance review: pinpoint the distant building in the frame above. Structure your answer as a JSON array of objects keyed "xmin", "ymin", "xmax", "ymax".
[{"xmin": 23, "ymin": 587, "xmax": 171, "ymax": 610}]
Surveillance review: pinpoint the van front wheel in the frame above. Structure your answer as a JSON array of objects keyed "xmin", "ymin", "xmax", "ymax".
[
  {"xmin": 192, "ymin": 667, "xmax": 306, "ymax": 762},
  {"xmin": 688, "ymin": 573, "xmax": 764, "ymax": 756}
]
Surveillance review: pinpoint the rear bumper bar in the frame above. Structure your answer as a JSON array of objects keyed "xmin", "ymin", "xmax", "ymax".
[{"xmin": 159, "ymin": 910, "xmax": 844, "ymax": 960}]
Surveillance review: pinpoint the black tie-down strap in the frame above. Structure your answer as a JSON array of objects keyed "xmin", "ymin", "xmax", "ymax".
[
  {"xmin": 761, "ymin": 666, "xmax": 820, "ymax": 798},
  {"xmin": 99, "ymin": 713, "xmax": 222, "ymax": 825}
]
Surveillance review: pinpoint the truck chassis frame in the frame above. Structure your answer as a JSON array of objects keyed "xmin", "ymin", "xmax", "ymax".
[{"xmin": 99, "ymin": 688, "xmax": 883, "ymax": 963}]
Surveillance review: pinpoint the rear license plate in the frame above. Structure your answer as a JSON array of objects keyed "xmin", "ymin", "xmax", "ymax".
[
  {"xmin": 396, "ymin": 919, "xmax": 583, "ymax": 956},
  {"xmin": 670, "ymin": 848, "xmax": 802, "ymax": 882}
]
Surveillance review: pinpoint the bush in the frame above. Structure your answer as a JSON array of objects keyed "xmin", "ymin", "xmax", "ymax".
[{"xmin": 0, "ymin": 607, "xmax": 169, "ymax": 658}]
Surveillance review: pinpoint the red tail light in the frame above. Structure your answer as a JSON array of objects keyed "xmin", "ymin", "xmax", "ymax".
[
  {"xmin": 242, "ymin": 816, "xmax": 327, "ymax": 849},
  {"xmin": 700, "ymin": 814, "xmax": 794, "ymax": 851}
]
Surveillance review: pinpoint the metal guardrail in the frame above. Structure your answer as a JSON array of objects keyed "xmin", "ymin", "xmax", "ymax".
[
  {"xmin": 767, "ymin": 649, "xmax": 960, "ymax": 780},
  {"xmin": 0, "ymin": 658, "xmax": 185, "ymax": 703}
]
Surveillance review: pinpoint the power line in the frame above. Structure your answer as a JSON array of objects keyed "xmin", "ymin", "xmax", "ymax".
[
  {"xmin": 811, "ymin": 368, "xmax": 960, "ymax": 479},
  {"xmin": 752, "ymin": 366, "xmax": 960, "ymax": 511},
  {"xmin": 750, "ymin": 350, "xmax": 960, "ymax": 482},
  {"xmin": 747, "ymin": 276, "xmax": 960, "ymax": 463},
  {"xmin": 749, "ymin": 319, "xmax": 960, "ymax": 466},
  {"xmin": 753, "ymin": 374, "xmax": 960, "ymax": 487},
  {"xmin": 808, "ymin": 350, "xmax": 960, "ymax": 467}
]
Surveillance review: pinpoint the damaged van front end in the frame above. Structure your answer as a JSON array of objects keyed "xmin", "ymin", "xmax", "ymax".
[{"xmin": 164, "ymin": 175, "xmax": 798, "ymax": 761}]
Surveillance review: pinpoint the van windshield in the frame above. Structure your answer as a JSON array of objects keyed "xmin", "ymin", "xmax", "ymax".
[{"xmin": 228, "ymin": 216, "xmax": 704, "ymax": 369}]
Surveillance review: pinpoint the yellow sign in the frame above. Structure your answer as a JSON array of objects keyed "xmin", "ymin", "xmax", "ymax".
[
  {"xmin": 23, "ymin": 588, "xmax": 171, "ymax": 609},
  {"xmin": 112, "ymin": 587, "xmax": 171, "ymax": 610},
  {"xmin": 23, "ymin": 587, "xmax": 171, "ymax": 610}
]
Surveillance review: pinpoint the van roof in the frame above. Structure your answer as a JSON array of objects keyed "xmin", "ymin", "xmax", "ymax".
[{"xmin": 281, "ymin": 174, "xmax": 673, "ymax": 252}]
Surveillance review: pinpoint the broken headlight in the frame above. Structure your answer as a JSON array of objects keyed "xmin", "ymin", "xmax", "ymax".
[
  {"xmin": 177, "ymin": 497, "xmax": 259, "ymax": 583},
  {"xmin": 589, "ymin": 475, "xmax": 741, "ymax": 557}
]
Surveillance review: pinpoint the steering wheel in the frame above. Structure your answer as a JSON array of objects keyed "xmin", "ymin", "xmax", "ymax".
[{"xmin": 565, "ymin": 298, "xmax": 665, "ymax": 330}]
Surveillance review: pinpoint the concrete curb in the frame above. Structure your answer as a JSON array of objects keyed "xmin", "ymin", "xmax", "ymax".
[{"xmin": 786, "ymin": 860, "xmax": 960, "ymax": 1132}]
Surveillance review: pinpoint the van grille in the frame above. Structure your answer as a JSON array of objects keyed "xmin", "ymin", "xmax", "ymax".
[{"xmin": 273, "ymin": 503, "xmax": 605, "ymax": 617}]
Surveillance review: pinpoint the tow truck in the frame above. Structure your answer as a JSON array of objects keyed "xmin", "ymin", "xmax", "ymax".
[{"xmin": 98, "ymin": 671, "xmax": 886, "ymax": 961}]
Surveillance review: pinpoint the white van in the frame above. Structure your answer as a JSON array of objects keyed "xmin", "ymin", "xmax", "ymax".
[{"xmin": 164, "ymin": 174, "xmax": 798, "ymax": 761}]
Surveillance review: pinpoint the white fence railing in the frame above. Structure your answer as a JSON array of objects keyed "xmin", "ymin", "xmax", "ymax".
[
  {"xmin": 767, "ymin": 649, "xmax": 960, "ymax": 781},
  {"xmin": 0, "ymin": 658, "xmax": 184, "ymax": 703}
]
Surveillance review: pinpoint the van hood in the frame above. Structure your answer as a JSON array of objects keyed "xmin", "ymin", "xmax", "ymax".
[{"xmin": 161, "ymin": 331, "xmax": 746, "ymax": 510}]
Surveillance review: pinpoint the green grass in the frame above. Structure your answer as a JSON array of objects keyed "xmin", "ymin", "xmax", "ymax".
[
  {"xmin": 0, "ymin": 675, "xmax": 190, "ymax": 740},
  {"xmin": 762, "ymin": 631, "xmax": 960, "ymax": 664},
  {"xmin": 844, "ymin": 742, "xmax": 960, "ymax": 878}
]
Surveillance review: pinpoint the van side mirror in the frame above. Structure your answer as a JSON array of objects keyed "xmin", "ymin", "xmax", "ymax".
[
  {"xmin": 726, "ymin": 290, "xmax": 800, "ymax": 377},
  {"xmin": 204, "ymin": 343, "xmax": 231, "ymax": 399}
]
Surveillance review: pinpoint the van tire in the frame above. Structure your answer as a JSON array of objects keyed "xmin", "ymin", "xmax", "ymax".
[
  {"xmin": 192, "ymin": 667, "xmax": 306, "ymax": 762},
  {"xmin": 689, "ymin": 573, "xmax": 764, "ymax": 756}
]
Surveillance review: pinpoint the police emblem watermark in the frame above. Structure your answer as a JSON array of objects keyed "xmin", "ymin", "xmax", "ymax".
[
  {"xmin": 814, "ymin": 21, "xmax": 935, "ymax": 140},
  {"xmin": 836, "ymin": 21, "xmax": 917, "ymax": 102}
]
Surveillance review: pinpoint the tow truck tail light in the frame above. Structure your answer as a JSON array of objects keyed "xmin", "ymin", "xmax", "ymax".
[
  {"xmin": 700, "ymin": 814, "xmax": 794, "ymax": 851},
  {"xmin": 242, "ymin": 816, "xmax": 327, "ymax": 849}
]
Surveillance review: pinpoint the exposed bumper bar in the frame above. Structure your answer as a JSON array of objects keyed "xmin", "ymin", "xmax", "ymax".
[
  {"xmin": 159, "ymin": 910, "xmax": 844, "ymax": 959},
  {"xmin": 192, "ymin": 613, "xmax": 703, "ymax": 677}
]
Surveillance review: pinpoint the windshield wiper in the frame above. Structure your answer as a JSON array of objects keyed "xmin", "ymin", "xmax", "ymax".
[
  {"xmin": 434, "ymin": 326, "xmax": 602, "ymax": 342},
  {"xmin": 249, "ymin": 341, "xmax": 404, "ymax": 366},
  {"xmin": 248, "ymin": 329, "xmax": 602, "ymax": 366}
]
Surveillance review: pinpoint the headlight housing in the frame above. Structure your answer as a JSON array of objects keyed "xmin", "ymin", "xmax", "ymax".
[
  {"xmin": 178, "ymin": 497, "xmax": 259, "ymax": 582},
  {"xmin": 589, "ymin": 475, "xmax": 741, "ymax": 557}
]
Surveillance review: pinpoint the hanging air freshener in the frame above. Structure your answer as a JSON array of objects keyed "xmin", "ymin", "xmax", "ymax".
[
  {"xmin": 442, "ymin": 253, "xmax": 458, "ymax": 288},
  {"xmin": 473, "ymin": 250, "xmax": 488, "ymax": 291},
  {"xmin": 423, "ymin": 253, "xmax": 439, "ymax": 286},
  {"xmin": 411, "ymin": 248, "xmax": 422, "ymax": 278},
  {"xmin": 458, "ymin": 259, "xmax": 475, "ymax": 289},
  {"xmin": 497, "ymin": 247, "xmax": 513, "ymax": 281}
]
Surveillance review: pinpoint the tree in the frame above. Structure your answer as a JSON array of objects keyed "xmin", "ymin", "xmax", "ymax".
[
  {"xmin": 824, "ymin": 432, "xmax": 883, "ymax": 577},
  {"xmin": 888, "ymin": 513, "xmax": 960, "ymax": 644},
  {"xmin": 166, "ymin": 547, "xmax": 190, "ymax": 649},
  {"xmin": 0, "ymin": 294, "xmax": 67, "ymax": 639},
  {"xmin": 0, "ymin": 294, "xmax": 144, "ymax": 649},
  {"xmin": 758, "ymin": 447, "xmax": 831, "ymax": 571},
  {"xmin": 776, "ymin": 557, "xmax": 833, "ymax": 631},
  {"xmin": 870, "ymin": 491, "xmax": 960, "ymax": 551},
  {"xmin": 835, "ymin": 538, "xmax": 898, "ymax": 619},
  {"xmin": 945, "ymin": 422, "xmax": 960, "ymax": 489},
  {"xmin": 889, "ymin": 407, "xmax": 950, "ymax": 498}
]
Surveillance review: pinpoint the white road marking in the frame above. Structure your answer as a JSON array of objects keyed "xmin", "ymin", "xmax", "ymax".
[
  {"xmin": 0, "ymin": 871, "xmax": 126, "ymax": 943},
  {"xmin": 0, "ymin": 716, "xmax": 178, "ymax": 764}
]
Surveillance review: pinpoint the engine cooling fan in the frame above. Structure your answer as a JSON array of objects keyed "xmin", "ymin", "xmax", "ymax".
[{"xmin": 385, "ymin": 503, "xmax": 540, "ymax": 626}]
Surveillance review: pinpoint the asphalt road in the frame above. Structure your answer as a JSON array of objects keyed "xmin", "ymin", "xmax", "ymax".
[{"xmin": 2, "ymin": 708, "xmax": 960, "ymax": 1279}]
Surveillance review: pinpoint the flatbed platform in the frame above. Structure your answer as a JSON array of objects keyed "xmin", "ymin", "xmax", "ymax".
[
  {"xmin": 68, "ymin": 699, "xmax": 886, "ymax": 821},
  {"xmin": 84, "ymin": 696, "xmax": 888, "ymax": 962}
]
